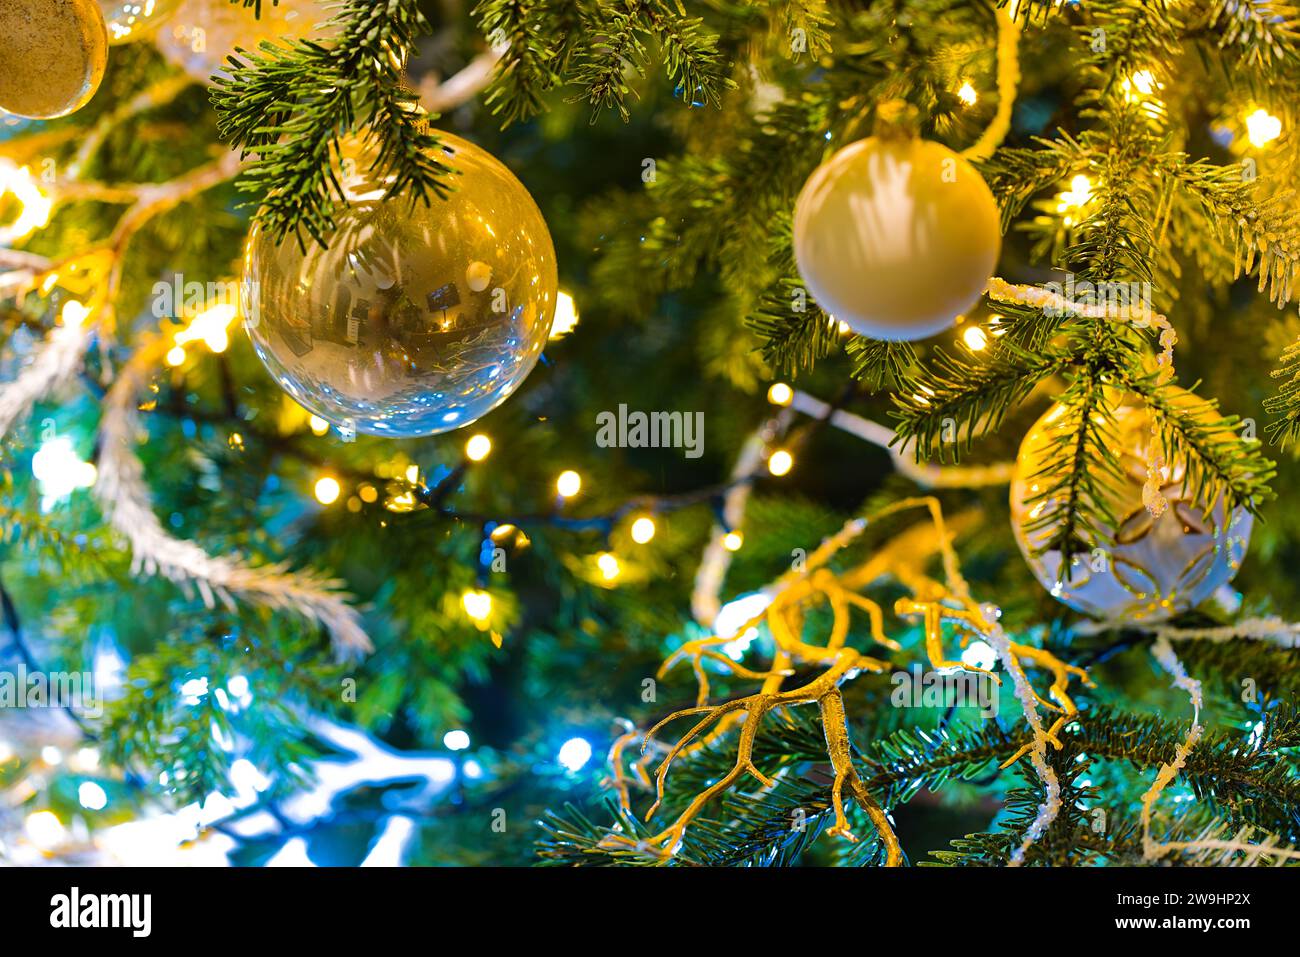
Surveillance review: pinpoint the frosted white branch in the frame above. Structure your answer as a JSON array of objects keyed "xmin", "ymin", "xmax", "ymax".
[
  {"xmin": 789, "ymin": 390, "xmax": 1015, "ymax": 488},
  {"xmin": 0, "ymin": 320, "xmax": 92, "ymax": 440},
  {"xmin": 0, "ymin": 249, "xmax": 52, "ymax": 296},
  {"xmin": 690, "ymin": 409, "xmax": 794, "ymax": 626},
  {"xmin": 1151, "ymin": 635, "xmax": 1203, "ymax": 726},
  {"xmin": 1074, "ymin": 613, "xmax": 1300, "ymax": 649},
  {"xmin": 1154, "ymin": 616, "xmax": 1300, "ymax": 649},
  {"xmin": 983, "ymin": 617, "xmax": 1062, "ymax": 866},
  {"xmin": 419, "ymin": 49, "xmax": 503, "ymax": 114},
  {"xmin": 1138, "ymin": 638, "xmax": 1300, "ymax": 863},
  {"xmin": 93, "ymin": 348, "xmax": 371, "ymax": 656}
]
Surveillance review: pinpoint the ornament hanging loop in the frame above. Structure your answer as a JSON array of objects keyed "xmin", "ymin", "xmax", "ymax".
[{"xmin": 872, "ymin": 99, "xmax": 921, "ymax": 142}]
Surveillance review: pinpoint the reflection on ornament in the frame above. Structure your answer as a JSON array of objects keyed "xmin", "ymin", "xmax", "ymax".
[
  {"xmin": 0, "ymin": 0, "xmax": 108, "ymax": 119},
  {"xmin": 1010, "ymin": 389, "xmax": 1253, "ymax": 623},
  {"xmin": 793, "ymin": 136, "xmax": 1001, "ymax": 341},
  {"xmin": 99, "ymin": 0, "xmax": 178, "ymax": 44},
  {"xmin": 243, "ymin": 133, "xmax": 557, "ymax": 438},
  {"xmin": 156, "ymin": 0, "xmax": 332, "ymax": 84}
]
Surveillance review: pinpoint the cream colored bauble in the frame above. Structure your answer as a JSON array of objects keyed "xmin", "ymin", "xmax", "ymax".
[
  {"xmin": 99, "ymin": 0, "xmax": 179, "ymax": 44},
  {"xmin": 792, "ymin": 136, "xmax": 1001, "ymax": 341},
  {"xmin": 156, "ymin": 0, "xmax": 331, "ymax": 85},
  {"xmin": 0, "ymin": 0, "xmax": 108, "ymax": 119},
  {"xmin": 1010, "ymin": 389, "xmax": 1253, "ymax": 623}
]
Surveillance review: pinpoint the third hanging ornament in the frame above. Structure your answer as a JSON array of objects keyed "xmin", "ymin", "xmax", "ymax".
[{"xmin": 1009, "ymin": 388, "xmax": 1253, "ymax": 623}]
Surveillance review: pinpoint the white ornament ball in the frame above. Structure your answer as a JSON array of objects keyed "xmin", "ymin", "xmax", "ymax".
[
  {"xmin": 793, "ymin": 136, "xmax": 1001, "ymax": 341},
  {"xmin": 1010, "ymin": 390, "xmax": 1253, "ymax": 623},
  {"xmin": 242, "ymin": 133, "xmax": 558, "ymax": 438}
]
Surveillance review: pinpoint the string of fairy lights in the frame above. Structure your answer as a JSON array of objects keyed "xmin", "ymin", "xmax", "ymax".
[{"xmin": 413, "ymin": 397, "xmax": 804, "ymax": 635}]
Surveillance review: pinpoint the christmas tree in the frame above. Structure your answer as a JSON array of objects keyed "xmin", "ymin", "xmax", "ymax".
[{"xmin": 2, "ymin": 0, "xmax": 1300, "ymax": 870}]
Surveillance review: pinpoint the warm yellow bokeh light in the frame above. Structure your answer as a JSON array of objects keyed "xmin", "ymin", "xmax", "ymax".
[
  {"xmin": 314, "ymin": 476, "xmax": 341, "ymax": 505},
  {"xmin": 596, "ymin": 552, "xmax": 622, "ymax": 582},
  {"xmin": 461, "ymin": 589, "xmax": 493, "ymax": 622},
  {"xmin": 723, "ymin": 531, "xmax": 744, "ymax": 552},
  {"xmin": 0, "ymin": 159, "xmax": 53, "ymax": 244},
  {"xmin": 1056, "ymin": 174, "xmax": 1093, "ymax": 213},
  {"xmin": 768, "ymin": 449, "xmax": 794, "ymax": 476},
  {"xmin": 309, "ymin": 415, "xmax": 330, "ymax": 436},
  {"xmin": 963, "ymin": 326, "xmax": 989, "ymax": 351},
  {"xmin": 1246, "ymin": 108, "xmax": 1282, "ymax": 148},
  {"xmin": 767, "ymin": 382, "xmax": 794, "ymax": 407},
  {"xmin": 549, "ymin": 290, "xmax": 579, "ymax": 339},
  {"xmin": 466, "ymin": 433, "xmax": 492, "ymax": 462},
  {"xmin": 556, "ymin": 470, "xmax": 582, "ymax": 498},
  {"xmin": 1122, "ymin": 69, "xmax": 1158, "ymax": 100},
  {"xmin": 631, "ymin": 516, "xmax": 656, "ymax": 544},
  {"xmin": 957, "ymin": 80, "xmax": 978, "ymax": 105},
  {"xmin": 175, "ymin": 302, "xmax": 238, "ymax": 354},
  {"xmin": 60, "ymin": 300, "xmax": 91, "ymax": 329}
]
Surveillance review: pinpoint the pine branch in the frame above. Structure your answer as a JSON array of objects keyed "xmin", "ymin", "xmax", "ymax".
[
  {"xmin": 1161, "ymin": 156, "xmax": 1300, "ymax": 307},
  {"xmin": 474, "ymin": 0, "xmax": 564, "ymax": 124},
  {"xmin": 772, "ymin": 0, "xmax": 833, "ymax": 61},
  {"xmin": 95, "ymin": 344, "xmax": 372, "ymax": 656},
  {"xmin": 479, "ymin": 0, "xmax": 734, "ymax": 124},
  {"xmin": 535, "ymin": 688, "xmax": 1300, "ymax": 866},
  {"xmin": 1192, "ymin": 0, "xmax": 1300, "ymax": 71},
  {"xmin": 890, "ymin": 342, "xmax": 1072, "ymax": 463},
  {"xmin": 976, "ymin": 133, "xmax": 1086, "ymax": 232},
  {"xmin": 745, "ymin": 280, "xmax": 841, "ymax": 376},
  {"xmin": 1265, "ymin": 334, "xmax": 1300, "ymax": 446},
  {"xmin": 570, "ymin": 10, "xmax": 647, "ymax": 121},
  {"xmin": 1068, "ymin": 130, "xmax": 1161, "ymax": 284},
  {"xmin": 212, "ymin": 0, "xmax": 452, "ymax": 246},
  {"xmin": 644, "ymin": 0, "xmax": 731, "ymax": 110},
  {"xmin": 845, "ymin": 337, "xmax": 918, "ymax": 393},
  {"xmin": 1120, "ymin": 371, "xmax": 1276, "ymax": 516},
  {"xmin": 1021, "ymin": 364, "xmax": 1127, "ymax": 561},
  {"xmin": 0, "ymin": 322, "xmax": 93, "ymax": 441},
  {"xmin": 926, "ymin": 769, "xmax": 1097, "ymax": 866},
  {"xmin": 0, "ymin": 503, "xmax": 119, "ymax": 580}
]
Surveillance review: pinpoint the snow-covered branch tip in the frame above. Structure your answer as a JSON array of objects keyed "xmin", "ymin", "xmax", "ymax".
[{"xmin": 0, "ymin": 318, "xmax": 93, "ymax": 441}]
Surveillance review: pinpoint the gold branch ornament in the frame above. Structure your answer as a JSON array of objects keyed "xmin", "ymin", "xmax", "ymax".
[
  {"xmin": 601, "ymin": 497, "xmax": 1091, "ymax": 864},
  {"xmin": 960, "ymin": 3, "xmax": 1021, "ymax": 165}
]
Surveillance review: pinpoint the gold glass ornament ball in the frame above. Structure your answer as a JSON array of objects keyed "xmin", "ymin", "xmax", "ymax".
[
  {"xmin": 243, "ymin": 133, "xmax": 558, "ymax": 438},
  {"xmin": 0, "ymin": 0, "xmax": 108, "ymax": 119},
  {"xmin": 156, "ymin": 0, "xmax": 331, "ymax": 84},
  {"xmin": 99, "ymin": 0, "xmax": 179, "ymax": 44},
  {"xmin": 1010, "ymin": 390, "xmax": 1253, "ymax": 623},
  {"xmin": 793, "ymin": 136, "xmax": 1001, "ymax": 341}
]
